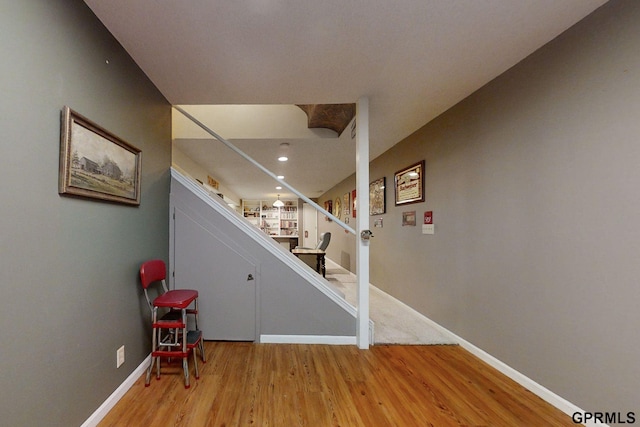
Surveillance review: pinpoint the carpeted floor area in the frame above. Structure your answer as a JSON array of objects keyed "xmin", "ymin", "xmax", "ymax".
[{"xmin": 324, "ymin": 259, "xmax": 458, "ymax": 345}]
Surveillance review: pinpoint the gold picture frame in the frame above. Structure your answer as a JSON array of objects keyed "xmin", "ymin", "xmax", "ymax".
[
  {"xmin": 59, "ymin": 106, "xmax": 142, "ymax": 206},
  {"xmin": 334, "ymin": 196, "xmax": 342, "ymax": 220}
]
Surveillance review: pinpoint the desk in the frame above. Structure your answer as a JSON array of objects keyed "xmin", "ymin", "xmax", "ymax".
[
  {"xmin": 292, "ymin": 248, "xmax": 326, "ymax": 277},
  {"xmin": 274, "ymin": 236, "xmax": 299, "ymax": 251}
]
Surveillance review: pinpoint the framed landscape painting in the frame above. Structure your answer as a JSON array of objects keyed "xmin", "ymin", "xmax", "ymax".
[{"xmin": 59, "ymin": 106, "xmax": 142, "ymax": 206}]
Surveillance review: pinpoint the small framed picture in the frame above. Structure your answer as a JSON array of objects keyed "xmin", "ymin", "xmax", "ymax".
[{"xmin": 402, "ymin": 211, "xmax": 416, "ymax": 226}]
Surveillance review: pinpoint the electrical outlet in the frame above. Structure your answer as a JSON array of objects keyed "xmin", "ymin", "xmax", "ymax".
[{"xmin": 117, "ymin": 345, "xmax": 125, "ymax": 368}]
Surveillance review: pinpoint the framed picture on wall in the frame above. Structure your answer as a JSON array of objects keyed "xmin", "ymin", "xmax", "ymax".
[
  {"xmin": 394, "ymin": 160, "xmax": 424, "ymax": 206},
  {"xmin": 352, "ymin": 189, "xmax": 356, "ymax": 218},
  {"xmin": 343, "ymin": 192, "xmax": 350, "ymax": 217},
  {"xmin": 207, "ymin": 175, "xmax": 219, "ymax": 189},
  {"xmin": 369, "ymin": 177, "xmax": 386, "ymax": 215},
  {"xmin": 59, "ymin": 106, "xmax": 142, "ymax": 206},
  {"xmin": 402, "ymin": 211, "xmax": 416, "ymax": 226},
  {"xmin": 334, "ymin": 196, "xmax": 342, "ymax": 220},
  {"xmin": 324, "ymin": 199, "xmax": 332, "ymax": 221}
]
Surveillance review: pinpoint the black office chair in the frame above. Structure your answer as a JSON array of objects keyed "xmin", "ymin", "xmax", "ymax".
[
  {"xmin": 297, "ymin": 232, "xmax": 331, "ymax": 251},
  {"xmin": 316, "ymin": 232, "xmax": 331, "ymax": 251}
]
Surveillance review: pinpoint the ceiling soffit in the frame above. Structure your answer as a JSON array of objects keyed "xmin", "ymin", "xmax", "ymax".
[{"xmin": 297, "ymin": 104, "xmax": 356, "ymax": 136}]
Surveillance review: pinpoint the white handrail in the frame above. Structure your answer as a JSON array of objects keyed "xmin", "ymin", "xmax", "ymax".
[{"xmin": 173, "ymin": 106, "xmax": 356, "ymax": 235}]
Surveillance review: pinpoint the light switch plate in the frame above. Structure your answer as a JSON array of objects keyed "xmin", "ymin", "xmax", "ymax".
[
  {"xmin": 117, "ymin": 345, "xmax": 125, "ymax": 368},
  {"xmin": 422, "ymin": 224, "xmax": 434, "ymax": 234}
]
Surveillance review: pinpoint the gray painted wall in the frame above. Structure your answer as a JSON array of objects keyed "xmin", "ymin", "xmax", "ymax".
[
  {"xmin": 320, "ymin": 0, "xmax": 638, "ymax": 416},
  {"xmin": 171, "ymin": 177, "xmax": 356, "ymax": 338},
  {"xmin": 0, "ymin": 1, "xmax": 171, "ymax": 426}
]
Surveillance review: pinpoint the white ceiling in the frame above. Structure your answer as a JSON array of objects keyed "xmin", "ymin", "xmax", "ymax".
[{"xmin": 84, "ymin": 0, "xmax": 607, "ymax": 201}]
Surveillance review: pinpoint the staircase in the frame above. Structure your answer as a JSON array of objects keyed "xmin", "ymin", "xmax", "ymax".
[{"xmin": 169, "ymin": 168, "xmax": 364, "ymax": 344}]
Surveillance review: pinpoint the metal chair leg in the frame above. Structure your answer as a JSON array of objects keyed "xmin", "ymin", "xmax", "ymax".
[
  {"xmin": 146, "ymin": 307, "xmax": 160, "ymax": 386},
  {"xmin": 145, "ymin": 357, "xmax": 155, "ymax": 386},
  {"xmin": 182, "ymin": 357, "xmax": 190, "ymax": 388},
  {"xmin": 181, "ymin": 309, "xmax": 190, "ymax": 388},
  {"xmin": 192, "ymin": 349, "xmax": 199, "ymax": 379},
  {"xmin": 199, "ymin": 339, "xmax": 206, "ymax": 363}
]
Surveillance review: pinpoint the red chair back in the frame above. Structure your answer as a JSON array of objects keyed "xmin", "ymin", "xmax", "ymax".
[{"xmin": 140, "ymin": 259, "xmax": 167, "ymax": 289}]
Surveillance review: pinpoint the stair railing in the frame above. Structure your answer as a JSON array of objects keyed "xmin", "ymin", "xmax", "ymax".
[{"xmin": 173, "ymin": 105, "xmax": 355, "ymax": 236}]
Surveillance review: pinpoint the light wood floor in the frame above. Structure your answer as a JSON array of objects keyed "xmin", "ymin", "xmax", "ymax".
[{"xmin": 99, "ymin": 342, "xmax": 578, "ymax": 426}]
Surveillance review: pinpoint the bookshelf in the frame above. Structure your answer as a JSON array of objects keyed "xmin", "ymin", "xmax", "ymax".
[{"xmin": 242, "ymin": 199, "xmax": 298, "ymax": 237}]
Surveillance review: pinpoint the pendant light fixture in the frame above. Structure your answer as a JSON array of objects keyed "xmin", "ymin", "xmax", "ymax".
[
  {"xmin": 278, "ymin": 142, "xmax": 290, "ymax": 162},
  {"xmin": 273, "ymin": 194, "xmax": 284, "ymax": 207}
]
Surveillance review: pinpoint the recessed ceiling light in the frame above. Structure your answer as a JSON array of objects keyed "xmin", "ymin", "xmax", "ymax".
[
  {"xmin": 278, "ymin": 156, "xmax": 288, "ymax": 162},
  {"xmin": 277, "ymin": 175, "xmax": 284, "ymax": 180},
  {"xmin": 276, "ymin": 186, "xmax": 282, "ymax": 190}
]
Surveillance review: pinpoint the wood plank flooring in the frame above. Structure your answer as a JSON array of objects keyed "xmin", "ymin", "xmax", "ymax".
[{"xmin": 99, "ymin": 342, "xmax": 579, "ymax": 426}]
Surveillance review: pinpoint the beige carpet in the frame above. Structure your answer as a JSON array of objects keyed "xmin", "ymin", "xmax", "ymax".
[{"xmin": 324, "ymin": 259, "xmax": 458, "ymax": 345}]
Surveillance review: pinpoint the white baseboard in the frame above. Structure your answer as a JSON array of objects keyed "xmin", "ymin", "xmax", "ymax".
[
  {"xmin": 458, "ymin": 340, "xmax": 607, "ymax": 426},
  {"xmin": 81, "ymin": 355, "xmax": 151, "ymax": 427},
  {"xmin": 260, "ymin": 334, "xmax": 356, "ymax": 345},
  {"xmin": 412, "ymin": 315, "xmax": 606, "ymax": 427}
]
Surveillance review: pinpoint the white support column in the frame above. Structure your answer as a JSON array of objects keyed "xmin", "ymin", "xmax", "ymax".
[{"xmin": 355, "ymin": 97, "xmax": 370, "ymax": 349}]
